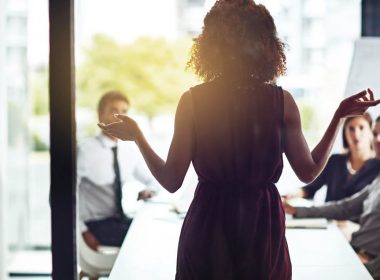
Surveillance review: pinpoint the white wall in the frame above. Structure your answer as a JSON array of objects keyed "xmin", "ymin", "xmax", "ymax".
[{"xmin": 0, "ymin": 0, "xmax": 8, "ymax": 277}]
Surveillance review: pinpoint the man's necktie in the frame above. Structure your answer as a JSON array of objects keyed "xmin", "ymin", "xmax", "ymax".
[{"xmin": 112, "ymin": 146, "xmax": 125, "ymax": 217}]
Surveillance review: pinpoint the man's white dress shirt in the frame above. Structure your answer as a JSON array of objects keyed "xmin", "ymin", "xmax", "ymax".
[{"xmin": 77, "ymin": 133, "xmax": 157, "ymax": 232}]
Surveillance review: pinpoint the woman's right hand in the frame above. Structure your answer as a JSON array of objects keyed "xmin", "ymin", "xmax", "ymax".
[
  {"xmin": 98, "ymin": 114, "xmax": 142, "ymax": 142},
  {"xmin": 336, "ymin": 89, "xmax": 380, "ymax": 119}
]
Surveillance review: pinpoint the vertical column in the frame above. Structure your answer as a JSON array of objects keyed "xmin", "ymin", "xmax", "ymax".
[{"xmin": 49, "ymin": 0, "xmax": 77, "ymax": 279}]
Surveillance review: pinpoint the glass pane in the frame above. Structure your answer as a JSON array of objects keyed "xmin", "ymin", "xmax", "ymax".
[
  {"xmin": 0, "ymin": 0, "xmax": 51, "ymax": 278},
  {"xmin": 75, "ymin": 0, "xmax": 201, "ymax": 277}
]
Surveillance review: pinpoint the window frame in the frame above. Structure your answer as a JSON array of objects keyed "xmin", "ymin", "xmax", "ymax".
[{"xmin": 49, "ymin": 0, "xmax": 77, "ymax": 279}]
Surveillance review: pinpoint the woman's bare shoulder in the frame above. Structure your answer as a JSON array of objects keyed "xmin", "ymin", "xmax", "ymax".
[
  {"xmin": 282, "ymin": 89, "xmax": 300, "ymax": 123},
  {"xmin": 282, "ymin": 89, "xmax": 294, "ymax": 103}
]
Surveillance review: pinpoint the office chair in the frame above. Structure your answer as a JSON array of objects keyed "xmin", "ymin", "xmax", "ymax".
[{"xmin": 78, "ymin": 233, "xmax": 119, "ymax": 280}]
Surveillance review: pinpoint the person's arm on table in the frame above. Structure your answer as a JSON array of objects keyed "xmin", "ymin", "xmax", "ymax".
[{"xmin": 284, "ymin": 187, "xmax": 369, "ymax": 220}]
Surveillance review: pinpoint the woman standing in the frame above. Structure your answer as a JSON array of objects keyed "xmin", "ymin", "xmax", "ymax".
[{"xmin": 99, "ymin": 1, "xmax": 380, "ymax": 279}]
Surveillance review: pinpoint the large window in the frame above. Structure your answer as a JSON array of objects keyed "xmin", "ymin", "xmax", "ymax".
[
  {"xmin": 0, "ymin": 0, "xmax": 366, "ymax": 278},
  {"xmin": 0, "ymin": 0, "xmax": 51, "ymax": 277},
  {"xmin": 74, "ymin": 0, "xmax": 362, "ymax": 275}
]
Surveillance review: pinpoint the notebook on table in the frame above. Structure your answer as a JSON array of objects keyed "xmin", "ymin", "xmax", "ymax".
[{"xmin": 285, "ymin": 216, "xmax": 328, "ymax": 229}]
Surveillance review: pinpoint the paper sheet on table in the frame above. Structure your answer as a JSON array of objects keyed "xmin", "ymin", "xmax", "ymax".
[{"xmin": 286, "ymin": 216, "xmax": 328, "ymax": 229}]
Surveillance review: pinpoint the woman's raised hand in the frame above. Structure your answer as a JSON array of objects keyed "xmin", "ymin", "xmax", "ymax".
[
  {"xmin": 98, "ymin": 114, "xmax": 142, "ymax": 142},
  {"xmin": 336, "ymin": 88, "xmax": 380, "ymax": 118}
]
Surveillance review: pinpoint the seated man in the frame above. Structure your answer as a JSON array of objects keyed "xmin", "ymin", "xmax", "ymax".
[
  {"xmin": 78, "ymin": 90, "xmax": 158, "ymax": 250},
  {"xmin": 283, "ymin": 116, "xmax": 380, "ymax": 278}
]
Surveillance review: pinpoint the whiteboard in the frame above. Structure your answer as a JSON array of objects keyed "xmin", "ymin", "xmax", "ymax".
[{"xmin": 345, "ymin": 37, "xmax": 380, "ymax": 119}]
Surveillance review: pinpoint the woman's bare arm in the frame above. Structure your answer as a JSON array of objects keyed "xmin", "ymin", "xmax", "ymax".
[
  {"xmin": 283, "ymin": 88, "xmax": 379, "ymax": 183},
  {"xmin": 100, "ymin": 88, "xmax": 379, "ymax": 189},
  {"xmin": 99, "ymin": 91, "xmax": 194, "ymax": 193}
]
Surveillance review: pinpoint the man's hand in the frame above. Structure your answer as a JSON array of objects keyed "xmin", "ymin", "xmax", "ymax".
[
  {"xmin": 137, "ymin": 189, "xmax": 155, "ymax": 201},
  {"xmin": 282, "ymin": 199, "xmax": 297, "ymax": 215},
  {"xmin": 285, "ymin": 188, "xmax": 306, "ymax": 200},
  {"xmin": 357, "ymin": 250, "xmax": 371, "ymax": 264},
  {"xmin": 82, "ymin": 230, "xmax": 100, "ymax": 251}
]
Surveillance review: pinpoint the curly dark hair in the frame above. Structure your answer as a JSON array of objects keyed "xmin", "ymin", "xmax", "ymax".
[{"xmin": 187, "ymin": 0, "xmax": 286, "ymax": 84}]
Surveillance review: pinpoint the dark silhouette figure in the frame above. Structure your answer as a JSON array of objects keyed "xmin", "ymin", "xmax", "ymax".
[{"xmin": 176, "ymin": 81, "xmax": 290, "ymax": 279}]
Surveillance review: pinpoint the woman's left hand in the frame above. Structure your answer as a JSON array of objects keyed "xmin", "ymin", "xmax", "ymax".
[{"xmin": 98, "ymin": 114, "xmax": 141, "ymax": 141}]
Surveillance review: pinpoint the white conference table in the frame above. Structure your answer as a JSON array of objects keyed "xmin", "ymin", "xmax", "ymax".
[{"xmin": 109, "ymin": 203, "xmax": 373, "ymax": 280}]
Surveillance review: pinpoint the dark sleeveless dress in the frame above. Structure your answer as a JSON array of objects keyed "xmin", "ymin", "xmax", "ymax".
[{"xmin": 175, "ymin": 80, "xmax": 292, "ymax": 280}]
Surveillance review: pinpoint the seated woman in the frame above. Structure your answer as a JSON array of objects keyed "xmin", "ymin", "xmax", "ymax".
[{"xmin": 290, "ymin": 113, "xmax": 380, "ymax": 202}]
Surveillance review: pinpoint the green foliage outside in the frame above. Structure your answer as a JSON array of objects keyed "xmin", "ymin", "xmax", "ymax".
[
  {"xmin": 30, "ymin": 33, "xmax": 319, "ymax": 128},
  {"xmin": 31, "ymin": 65, "xmax": 49, "ymax": 116},
  {"xmin": 299, "ymin": 102, "xmax": 316, "ymax": 131},
  {"xmin": 77, "ymin": 34, "xmax": 200, "ymax": 118},
  {"xmin": 29, "ymin": 34, "xmax": 319, "ymax": 148},
  {"xmin": 29, "ymin": 34, "xmax": 201, "ymax": 149},
  {"xmin": 298, "ymin": 101, "xmax": 319, "ymax": 143},
  {"xmin": 32, "ymin": 132, "xmax": 49, "ymax": 151},
  {"xmin": 30, "ymin": 34, "xmax": 200, "ymax": 118}
]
